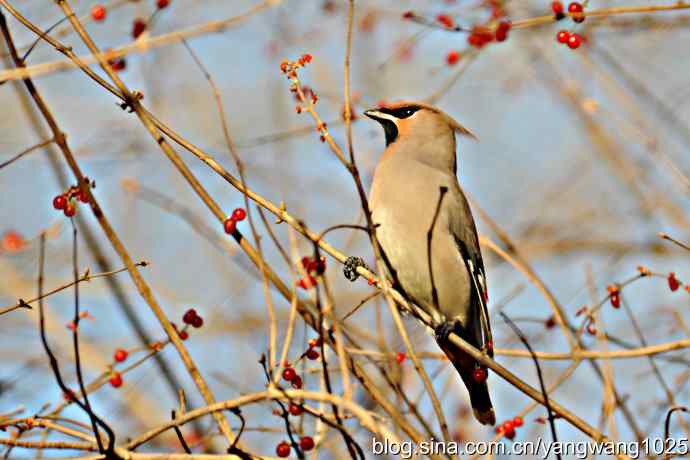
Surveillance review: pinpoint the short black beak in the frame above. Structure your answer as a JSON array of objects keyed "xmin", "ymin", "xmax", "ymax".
[
  {"xmin": 363, "ymin": 109, "xmax": 398, "ymax": 146},
  {"xmin": 364, "ymin": 109, "xmax": 385, "ymax": 121}
]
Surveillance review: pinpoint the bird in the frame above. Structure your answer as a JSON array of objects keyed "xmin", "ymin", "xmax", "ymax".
[{"xmin": 364, "ymin": 101, "xmax": 495, "ymax": 426}]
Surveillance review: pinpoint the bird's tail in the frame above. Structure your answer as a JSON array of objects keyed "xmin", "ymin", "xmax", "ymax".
[{"xmin": 436, "ymin": 334, "xmax": 495, "ymax": 426}]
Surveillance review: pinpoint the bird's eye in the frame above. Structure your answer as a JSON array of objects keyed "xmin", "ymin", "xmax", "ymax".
[{"xmin": 392, "ymin": 106, "xmax": 419, "ymax": 119}]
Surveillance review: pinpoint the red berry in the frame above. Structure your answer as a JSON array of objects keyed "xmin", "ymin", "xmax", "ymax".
[
  {"xmin": 496, "ymin": 21, "xmax": 511, "ymax": 42},
  {"xmin": 297, "ymin": 276, "xmax": 317, "ymax": 290},
  {"xmin": 609, "ymin": 292, "xmax": 620, "ymax": 308},
  {"xmin": 291, "ymin": 375, "xmax": 303, "ymax": 389},
  {"xmin": 568, "ymin": 2, "xmax": 583, "ymax": 13},
  {"xmin": 64, "ymin": 203, "xmax": 76, "ymax": 217},
  {"xmin": 109, "ymin": 372, "xmax": 123, "ymax": 388},
  {"xmin": 545, "ymin": 316, "xmax": 556, "ymax": 329},
  {"xmin": 91, "ymin": 5, "xmax": 106, "ymax": 21},
  {"xmin": 586, "ymin": 322, "xmax": 597, "ymax": 335},
  {"xmin": 446, "ymin": 50, "xmax": 460, "ymax": 66},
  {"xmin": 182, "ymin": 309, "xmax": 197, "ymax": 325},
  {"xmin": 396, "ymin": 351, "xmax": 406, "ymax": 364},
  {"xmin": 288, "ymin": 403, "xmax": 303, "ymax": 416},
  {"xmin": 190, "ymin": 315, "xmax": 203, "ymax": 328},
  {"xmin": 300, "ymin": 436, "xmax": 315, "ymax": 451},
  {"xmin": 306, "ymin": 348, "xmax": 320, "ymax": 360},
  {"xmin": 156, "ymin": 0, "xmax": 170, "ymax": 8},
  {"xmin": 607, "ymin": 284, "xmax": 620, "ymax": 307},
  {"xmin": 551, "ymin": 1, "xmax": 564, "ymax": 14},
  {"xmin": 501, "ymin": 420, "xmax": 516, "ymax": 439},
  {"xmin": 53, "ymin": 194, "xmax": 67, "ymax": 210},
  {"xmin": 495, "ymin": 425, "xmax": 504, "ymax": 435},
  {"xmin": 513, "ymin": 416, "xmax": 524, "ymax": 427},
  {"xmin": 232, "ymin": 208, "xmax": 246, "ymax": 221},
  {"xmin": 568, "ymin": 33, "xmax": 583, "ymax": 49},
  {"xmin": 468, "ymin": 34, "xmax": 482, "ymax": 48},
  {"xmin": 436, "ymin": 14, "xmax": 454, "ymax": 28},
  {"xmin": 179, "ymin": 329, "xmax": 189, "ymax": 340},
  {"xmin": 556, "ymin": 30, "xmax": 570, "ymax": 44},
  {"xmin": 668, "ymin": 273, "xmax": 680, "ymax": 292},
  {"xmin": 223, "ymin": 218, "xmax": 236, "ymax": 234},
  {"xmin": 132, "ymin": 19, "xmax": 146, "ymax": 39},
  {"xmin": 468, "ymin": 26, "xmax": 493, "ymax": 48},
  {"xmin": 276, "ymin": 441, "xmax": 291, "ymax": 458},
  {"xmin": 472, "ymin": 367, "xmax": 487, "ymax": 383},
  {"xmin": 568, "ymin": 2, "xmax": 585, "ymax": 22},
  {"xmin": 402, "ymin": 10, "xmax": 414, "ymax": 19},
  {"xmin": 78, "ymin": 190, "xmax": 89, "ymax": 203},
  {"xmin": 282, "ymin": 367, "xmax": 296, "ymax": 382},
  {"xmin": 114, "ymin": 349, "xmax": 128, "ymax": 362},
  {"xmin": 110, "ymin": 57, "xmax": 126, "ymax": 72},
  {"xmin": 495, "ymin": 28, "xmax": 507, "ymax": 42}
]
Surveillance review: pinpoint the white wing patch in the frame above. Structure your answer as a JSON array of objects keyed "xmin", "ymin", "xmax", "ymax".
[{"xmin": 466, "ymin": 258, "xmax": 493, "ymax": 356}]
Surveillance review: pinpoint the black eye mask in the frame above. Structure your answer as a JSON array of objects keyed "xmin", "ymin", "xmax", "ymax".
[{"xmin": 379, "ymin": 106, "xmax": 421, "ymax": 119}]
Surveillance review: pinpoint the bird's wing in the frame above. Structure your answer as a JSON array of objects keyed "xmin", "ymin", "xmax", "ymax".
[{"xmin": 449, "ymin": 189, "xmax": 493, "ymax": 357}]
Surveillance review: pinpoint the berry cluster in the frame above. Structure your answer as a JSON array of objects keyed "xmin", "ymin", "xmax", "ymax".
[
  {"xmin": 91, "ymin": 1, "xmax": 172, "ymax": 72},
  {"xmin": 297, "ymin": 255, "xmax": 326, "ymax": 289},
  {"xmin": 556, "ymin": 30, "xmax": 583, "ymax": 49},
  {"xmin": 436, "ymin": 13, "xmax": 455, "ymax": 29},
  {"xmin": 304, "ymin": 337, "xmax": 322, "ymax": 360},
  {"xmin": 109, "ymin": 348, "xmax": 130, "ymax": 388},
  {"xmin": 552, "ymin": 1, "xmax": 585, "ymax": 48},
  {"xmin": 91, "ymin": 0, "xmax": 171, "ymax": 23},
  {"xmin": 276, "ymin": 436, "xmax": 315, "ymax": 457},
  {"xmin": 52, "ymin": 179, "xmax": 94, "ymax": 217},
  {"xmin": 182, "ymin": 308, "xmax": 204, "ymax": 329},
  {"xmin": 282, "ymin": 365, "xmax": 304, "ymax": 389},
  {"xmin": 552, "ymin": 1, "xmax": 586, "ymax": 22},
  {"xmin": 467, "ymin": 22, "xmax": 511, "ymax": 48},
  {"xmin": 496, "ymin": 416, "xmax": 523, "ymax": 440},
  {"xmin": 170, "ymin": 308, "xmax": 204, "ymax": 341},
  {"xmin": 223, "ymin": 207, "xmax": 247, "ymax": 234},
  {"xmin": 280, "ymin": 54, "xmax": 313, "ymax": 79}
]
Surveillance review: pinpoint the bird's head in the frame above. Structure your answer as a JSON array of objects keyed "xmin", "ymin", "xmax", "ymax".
[{"xmin": 364, "ymin": 101, "xmax": 475, "ymax": 147}]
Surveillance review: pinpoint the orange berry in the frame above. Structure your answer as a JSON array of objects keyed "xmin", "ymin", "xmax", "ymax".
[{"xmin": 91, "ymin": 5, "xmax": 106, "ymax": 21}]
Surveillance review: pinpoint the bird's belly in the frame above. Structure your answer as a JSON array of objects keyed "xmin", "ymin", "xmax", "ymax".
[{"xmin": 370, "ymin": 185, "xmax": 472, "ymax": 325}]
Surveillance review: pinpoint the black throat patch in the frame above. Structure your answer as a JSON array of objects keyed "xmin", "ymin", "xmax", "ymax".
[{"xmin": 381, "ymin": 120, "xmax": 399, "ymax": 146}]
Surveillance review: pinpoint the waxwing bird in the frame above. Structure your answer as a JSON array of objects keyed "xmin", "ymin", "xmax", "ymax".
[{"xmin": 364, "ymin": 101, "xmax": 495, "ymax": 426}]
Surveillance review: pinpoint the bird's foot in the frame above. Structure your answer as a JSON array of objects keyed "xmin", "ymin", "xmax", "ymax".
[
  {"xmin": 343, "ymin": 256, "xmax": 369, "ymax": 282},
  {"xmin": 434, "ymin": 320, "xmax": 459, "ymax": 343}
]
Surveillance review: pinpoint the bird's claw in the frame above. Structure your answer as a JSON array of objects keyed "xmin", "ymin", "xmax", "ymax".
[
  {"xmin": 434, "ymin": 321, "xmax": 457, "ymax": 343},
  {"xmin": 343, "ymin": 256, "xmax": 368, "ymax": 282}
]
